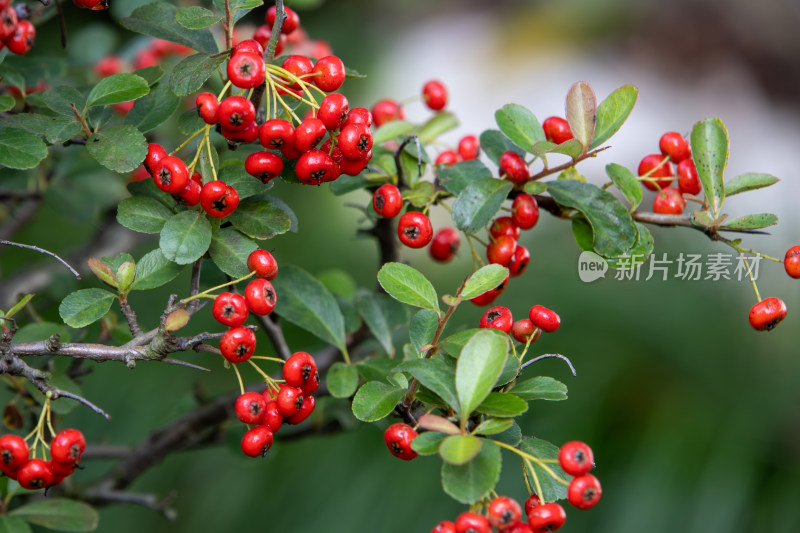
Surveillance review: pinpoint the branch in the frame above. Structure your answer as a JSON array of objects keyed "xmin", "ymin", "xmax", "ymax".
[
  {"xmin": 0, "ymin": 240, "xmax": 81, "ymax": 279},
  {"xmin": 83, "ymin": 490, "xmax": 177, "ymax": 521},
  {"xmin": 519, "ymin": 353, "xmax": 577, "ymax": 377},
  {"xmin": 251, "ymin": 0, "xmax": 285, "ymax": 119},
  {"xmin": 118, "ymin": 299, "xmax": 143, "ymax": 337},
  {"xmin": 254, "ymin": 314, "xmax": 292, "ymax": 360},
  {"xmin": 529, "ymin": 146, "xmax": 610, "ymax": 182}
]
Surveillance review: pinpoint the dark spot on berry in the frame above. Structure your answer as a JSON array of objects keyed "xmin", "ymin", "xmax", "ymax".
[
  {"xmin": 404, "ymin": 226, "xmax": 420, "ymax": 239},
  {"xmin": 486, "ymin": 310, "xmax": 500, "ymax": 323},
  {"xmin": 212, "ymin": 197, "xmax": 228, "ymax": 213}
]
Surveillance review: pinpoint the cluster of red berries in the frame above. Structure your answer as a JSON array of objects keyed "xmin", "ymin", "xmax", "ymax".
[
  {"xmin": 744, "ymin": 245, "xmax": 800, "ymax": 331},
  {"xmin": 0, "ymin": 2, "xmax": 35, "ymax": 55},
  {"xmin": 237, "ymin": 351, "xmax": 319, "ymax": 458},
  {"xmin": 0, "ymin": 429, "xmax": 85, "ymax": 490},
  {"xmin": 371, "ymin": 183, "xmax": 442, "ymax": 251},
  {"xmin": 637, "ymin": 131, "xmax": 700, "ymax": 215},
  {"xmin": 370, "ymin": 78, "xmax": 448, "ymax": 131},
  {"xmin": 249, "ymin": 6, "xmax": 332, "ymax": 66},
  {"xmin": 479, "ymin": 304, "xmax": 560, "ymax": 344}
]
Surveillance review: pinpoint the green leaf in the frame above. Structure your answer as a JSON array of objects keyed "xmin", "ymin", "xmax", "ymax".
[
  {"xmin": 272, "ymin": 265, "xmax": 347, "ymax": 352},
  {"xmin": 452, "ymin": 178, "xmax": 513, "ymax": 235},
  {"xmin": 131, "ymin": 249, "xmax": 185, "ymax": 290},
  {"xmin": 228, "ymin": 198, "xmax": 291, "ymax": 240},
  {"xmin": 351, "ymin": 381, "xmax": 405, "ymax": 422},
  {"xmin": 690, "ymin": 118, "xmax": 728, "ymax": 218},
  {"xmin": 86, "ymin": 125, "xmax": 147, "ymax": 173},
  {"xmin": 212, "ymin": 0, "xmax": 263, "ymax": 24},
  {"xmin": 438, "ymin": 159, "xmax": 494, "ymax": 196},
  {"xmin": 590, "ymin": 85, "xmax": 638, "ymax": 149},
  {"xmin": 403, "ymin": 181, "xmax": 435, "ymax": 208},
  {"xmin": 327, "ymin": 362, "xmax": 359, "ymax": 398},
  {"xmin": 377, "ymin": 262, "xmax": 439, "ymax": 313},
  {"xmin": 565, "ymin": 82, "xmax": 596, "ymax": 149},
  {"xmin": 134, "ymin": 65, "xmax": 165, "ymax": 86},
  {"xmin": 492, "ymin": 421, "xmax": 522, "ymax": 446},
  {"xmin": 356, "ymin": 358, "xmax": 404, "ymax": 386},
  {"xmin": 496, "ymin": 354, "xmax": 520, "ymax": 388},
  {"xmin": 411, "ymin": 431, "xmax": 447, "ymax": 455},
  {"xmin": 121, "ymin": 2, "xmax": 218, "ymax": 54},
  {"xmin": 546, "ymin": 180, "xmax": 637, "ymax": 258},
  {"xmin": 441, "ymin": 439, "xmax": 502, "ymax": 504},
  {"xmin": 116, "ymin": 262, "xmax": 136, "ymax": 293},
  {"xmin": 439, "ymin": 434, "xmax": 483, "ymax": 465},
  {"xmin": 719, "ymin": 213, "xmax": 778, "ymax": 231},
  {"xmin": 218, "ymin": 164, "xmax": 274, "ymax": 199},
  {"xmin": 0, "ymin": 127, "xmax": 47, "ymax": 170},
  {"xmin": 441, "ymin": 328, "xmax": 503, "ymax": 358},
  {"xmin": 159, "ymin": 211, "xmax": 212, "ymax": 265},
  {"xmin": 372, "ymin": 120, "xmax": 414, "ymax": 145},
  {"xmin": 59, "ymin": 289, "xmax": 116, "ymax": 328},
  {"xmin": 691, "ymin": 209, "xmax": 718, "ymax": 228},
  {"xmin": 394, "ymin": 356, "xmax": 459, "ymax": 411},
  {"xmin": 357, "ymin": 292, "xmax": 395, "ymax": 356},
  {"xmin": 494, "ymin": 103, "xmax": 545, "ymax": 153},
  {"xmin": 209, "ymin": 227, "xmax": 258, "ymax": 278},
  {"xmin": 419, "ymin": 111, "xmax": 459, "ymax": 142},
  {"xmin": 524, "ymin": 181, "xmax": 547, "ymax": 195},
  {"xmin": 86, "ymin": 73, "xmax": 149, "ymax": 107},
  {"xmin": 479, "ymin": 129, "xmax": 524, "ymax": 165},
  {"xmin": 605, "ymin": 163, "xmax": 642, "ymax": 210},
  {"xmin": 176, "ymin": 6, "xmax": 222, "ymax": 29},
  {"xmin": 169, "ymin": 53, "xmax": 228, "ymax": 97},
  {"xmin": 725, "ymin": 173, "xmax": 779, "ymax": 196},
  {"xmin": 44, "ymin": 116, "xmax": 82, "ymax": 145},
  {"xmin": 476, "ymin": 392, "xmax": 528, "ymax": 417},
  {"xmin": 124, "ymin": 83, "xmax": 180, "ymax": 133},
  {"xmin": 511, "ymin": 376, "xmax": 568, "ymax": 401},
  {"xmin": 456, "ymin": 330, "xmax": 509, "ymax": 418},
  {"xmin": 117, "ymin": 196, "xmax": 173, "ymax": 234},
  {"xmin": 5, "ymin": 294, "xmax": 35, "ymax": 319},
  {"xmin": 532, "ymin": 139, "xmax": 584, "ymax": 160},
  {"xmin": 520, "ymin": 438, "xmax": 570, "ymax": 502},
  {"xmin": 461, "ymin": 264, "xmax": 509, "ymax": 300},
  {"xmin": 0, "ymin": 515, "xmax": 32, "ymax": 533},
  {"xmin": 10, "ymin": 499, "xmax": 98, "ymax": 532},
  {"xmin": 88, "ymin": 257, "xmax": 118, "ymax": 288},
  {"xmin": 409, "ymin": 309, "xmax": 439, "ymax": 354},
  {"xmin": 0, "ymin": 95, "xmax": 15, "ymax": 112},
  {"xmin": 473, "ymin": 418, "xmax": 514, "ymax": 436}
]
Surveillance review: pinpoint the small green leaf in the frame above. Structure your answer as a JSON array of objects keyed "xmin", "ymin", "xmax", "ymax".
[
  {"xmin": 476, "ymin": 392, "xmax": 528, "ymax": 417},
  {"xmin": 121, "ymin": 2, "xmax": 218, "ymax": 54},
  {"xmin": 159, "ymin": 211, "xmax": 212, "ymax": 265},
  {"xmin": 419, "ymin": 111, "xmax": 459, "ymax": 142},
  {"xmin": 719, "ymin": 213, "xmax": 778, "ymax": 231},
  {"xmin": 409, "ymin": 309, "xmax": 439, "ymax": 354},
  {"xmin": 725, "ymin": 173, "xmax": 779, "ymax": 196},
  {"xmin": 691, "ymin": 118, "xmax": 728, "ymax": 218},
  {"xmin": 441, "ymin": 439, "xmax": 502, "ymax": 504},
  {"xmin": 87, "ymin": 258, "xmax": 118, "ymax": 288},
  {"xmin": 372, "ymin": 120, "xmax": 414, "ymax": 145},
  {"xmin": 394, "ymin": 356, "xmax": 459, "ymax": 411},
  {"xmin": 327, "ymin": 362, "xmax": 360, "ymax": 398},
  {"xmin": 452, "ymin": 178, "xmax": 513, "ymax": 235},
  {"xmin": 229, "ymin": 198, "xmax": 292, "ymax": 240},
  {"xmin": 86, "ymin": 74, "xmax": 149, "ymax": 107},
  {"xmin": 492, "ymin": 421, "xmax": 522, "ymax": 447},
  {"xmin": 511, "ymin": 376, "xmax": 568, "ymax": 401},
  {"xmin": 0, "ymin": 95, "xmax": 15, "ymax": 112},
  {"xmin": 494, "ymin": 103, "xmax": 545, "ymax": 153},
  {"xmin": 456, "ymin": 330, "xmax": 509, "ymax": 418},
  {"xmin": 209, "ymin": 228, "xmax": 258, "ymax": 278},
  {"xmin": 532, "ymin": 139, "xmax": 584, "ymax": 160},
  {"xmin": 524, "ymin": 181, "xmax": 547, "ymax": 195},
  {"xmin": 473, "ymin": 418, "xmax": 514, "ymax": 436},
  {"xmin": 41, "ymin": 86, "xmax": 86, "ymax": 116},
  {"xmin": 124, "ymin": 83, "xmax": 180, "ymax": 133},
  {"xmin": 9, "ymin": 499, "xmax": 99, "ymax": 532},
  {"xmin": 440, "ymin": 328, "xmax": 505, "ymax": 358},
  {"xmin": 59, "ymin": 289, "xmax": 116, "ymax": 328},
  {"xmin": 437, "ymin": 160, "xmax": 493, "ymax": 196},
  {"xmin": 130, "ymin": 249, "xmax": 185, "ymax": 290},
  {"xmin": 402, "ymin": 181, "xmax": 434, "ymax": 208},
  {"xmin": 212, "ymin": 0, "xmax": 263, "ymax": 24},
  {"xmin": 605, "ymin": 163, "xmax": 642, "ymax": 210},
  {"xmin": 86, "ymin": 125, "xmax": 147, "ymax": 173},
  {"xmin": 439, "ymin": 434, "xmax": 483, "ymax": 465},
  {"xmin": 5, "ymin": 294, "xmax": 34, "ymax": 319},
  {"xmin": 116, "ymin": 261, "xmax": 136, "ymax": 293},
  {"xmin": 0, "ymin": 515, "xmax": 32, "ymax": 533},
  {"xmin": 351, "ymin": 381, "xmax": 405, "ymax": 422},
  {"xmin": 357, "ymin": 292, "xmax": 395, "ymax": 356},
  {"xmin": 461, "ymin": 264, "xmax": 509, "ymax": 300},
  {"xmin": 117, "ymin": 196, "xmax": 173, "ymax": 234},
  {"xmin": 479, "ymin": 129, "xmax": 524, "ymax": 165},
  {"xmin": 169, "ymin": 53, "xmax": 228, "ymax": 97},
  {"xmin": 411, "ymin": 431, "xmax": 447, "ymax": 455},
  {"xmin": 377, "ymin": 262, "xmax": 439, "ymax": 313},
  {"xmin": 520, "ymin": 438, "xmax": 570, "ymax": 502},
  {"xmin": 691, "ymin": 209, "xmax": 718, "ymax": 228},
  {"xmin": 0, "ymin": 127, "xmax": 47, "ymax": 169},
  {"xmin": 176, "ymin": 6, "xmax": 222, "ymax": 29},
  {"xmin": 164, "ymin": 309, "xmax": 190, "ymax": 331},
  {"xmin": 134, "ymin": 65, "xmax": 165, "ymax": 86},
  {"xmin": 590, "ymin": 85, "xmax": 638, "ymax": 149},
  {"xmin": 356, "ymin": 358, "xmax": 404, "ymax": 385}
]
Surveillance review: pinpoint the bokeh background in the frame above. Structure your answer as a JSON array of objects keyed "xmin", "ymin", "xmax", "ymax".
[{"xmin": 1, "ymin": 0, "xmax": 799, "ymax": 531}]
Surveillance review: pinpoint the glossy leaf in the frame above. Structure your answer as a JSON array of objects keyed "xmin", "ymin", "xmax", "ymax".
[
  {"xmin": 409, "ymin": 309, "xmax": 439, "ymax": 354},
  {"xmin": 719, "ymin": 213, "xmax": 778, "ymax": 231},
  {"xmin": 121, "ymin": 2, "xmax": 218, "ymax": 54},
  {"xmin": 419, "ymin": 111, "xmax": 458, "ymax": 142},
  {"xmin": 351, "ymin": 381, "xmax": 406, "ymax": 422},
  {"xmin": 175, "ymin": 6, "xmax": 221, "ymax": 29},
  {"xmin": 130, "ymin": 249, "xmax": 184, "ymax": 290},
  {"xmin": 116, "ymin": 261, "xmax": 136, "ymax": 293},
  {"xmin": 605, "ymin": 163, "xmax": 642, "ymax": 210},
  {"xmin": 411, "ymin": 431, "xmax": 447, "ymax": 455},
  {"xmin": 690, "ymin": 118, "xmax": 728, "ymax": 218},
  {"xmin": 212, "ymin": 0, "xmax": 263, "ymax": 24},
  {"xmin": 456, "ymin": 330, "xmax": 509, "ymax": 418},
  {"xmin": 209, "ymin": 228, "xmax": 258, "ymax": 278},
  {"xmin": 511, "ymin": 376, "xmax": 568, "ymax": 401},
  {"xmin": 725, "ymin": 173, "xmax": 779, "ymax": 196},
  {"xmin": 520, "ymin": 438, "xmax": 570, "ymax": 502},
  {"xmin": 170, "ymin": 53, "xmax": 228, "ymax": 97},
  {"xmin": 590, "ymin": 85, "xmax": 638, "ymax": 149},
  {"xmin": 0, "ymin": 127, "xmax": 47, "ymax": 169},
  {"xmin": 565, "ymin": 82, "xmax": 597, "ymax": 149},
  {"xmin": 377, "ymin": 262, "xmax": 439, "ymax": 313},
  {"xmin": 327, "ymin": 362, "xmax": 359, "ymax": 398},
  {"xmin": 0, "ymin": 515, "xmax": 31, "ymax": 533},
  {"xmin": 477, "ymin": 392, "xmax": 528, "ymax": 417},
  {"xmin": 86, "ymin": 125, "xmax": 147, "ymax": 173},
  {"xmin": 86, "ymin": 74, "xmax": 149, "ymax": 107},
  {"xmin": 437, "ymin": 159, "xmax": 493, "ymax": 196},
  {"xmin": 452, "ymin": 178, "xmax": 513, "ymax": 235},
  {"xmin": 473, "ymin": 418, "xmax": 514, "ymax": 436},
  {"xmin": 418, "ymin": 414, "xmax": 460, "ymax": 435},
  {"xmin": 494, "ymin": 103, "xmax": 545, "ymax": 153},
  {"xmin": 532, "ymin": 139, "xmax": 584, "ymax": 160},
  {"xmin": 523, "ymin": 181, "xmax": 547, "ymax": 195},
  {"xmin": 441, "ymin": 439, "xmax": 501, "ymax": 504},
  {"xmin": 439, "ymin": 434, "xmax": 483, "ymax": 465},
  {"xmin": 124, "ymin": 83, "xmax": 180, "ymax": 133},
  {"xmin": 479, "ymin": 129, "xmax": 524, "ymax": 165},
  {"xmin": 372, "ymin": 120, "xmax": 414, "ymax": 145},
  {"xmin": 493, "ymin": 421, "xmax": 523, "ymax": 447},
  {"xmin": 159, "ymin": 211, "xmax": 212, "ymax": 265},
  {"xmin": 59, "ymin": 288, "xmax": 116, "ymax": 328},
  {"xmin": 394, "ymin": 356, "xmax": 459, "ymax": 412},
  {"xmin": 9, "ymin": 499, "xmax": 98, "ymax": 532},
  {"xmin": 117, "ymin": 196, "xmax": 173, "ymax": 234},
  {"xmin": 461, "ymin": 264, "xmax": 509, "ymax": 300}
]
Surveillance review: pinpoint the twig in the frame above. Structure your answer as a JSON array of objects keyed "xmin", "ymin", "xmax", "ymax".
[
  {"xmin": 529, "ymin": 146, "xmax": 609, "ymax": 182},
  {"xmin": 118, "ymin": 299, "xmax": 143, "ymax": 337},
  {"xmin": 0, "ymin": 240, "xmax": 81, "ymax": 279},
  {"xmin": 51, "ymin": 389, "xmax": 111, "ymax": 420},
  {"xmin": 251, "ymin": 0, "xmax": 286, "ymax": 119},
  {"xmin": 254, "ymin": 314, "xmax": 292, "ymax": 360},
  {"xmin": 519, "ymin": 353, "xmax": 577, "ymax": 377},
  {"xmin": 55, "ymin": 0, "xmax": 67, "ymax": 48}
]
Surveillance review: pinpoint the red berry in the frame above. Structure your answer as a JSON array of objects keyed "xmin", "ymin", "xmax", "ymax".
[
  {"xmin": 259, "ymin": 119, "xmax": 295, "ymax": 150},
  {"xmin": 295, "ymin": 150, "xmax": 337, "ymax": 185},
  {"xmin": 280, "ymin": 142, "xmax": 303, "ymax": 161},
  {"xmin": 429, "ymin": 227, "xmax": 460, "ymax": 262},
  {"xmin": 659, "ymin": 131, "xmax": 691, "ymax": 163},
  {"xmin": 0, "ymin": 434, "xmax": 29, "ymax": 470},
  {"xmin": 317, "ymin": 93, "xmax": 349, "ymax": 131},
  {"xmin": 212, "ymin": 292, "xmax": 249, "ymax": 327},
  {"xmin": 524, "ymin": 493, "xmax": 542, "ymax": 518},
  {"xmin": 506, "ymin": 522, "xmax": 534, "ymax": 533},
  {"xmin": 277, "ymin": 385, "xmax": 304, "ymax": 417},
  {"xmin": 652, "ymin": 187, "xmax": 686, "ymax": 215},
  {"xmin": 511, "ymin": 319, "xmax": 541, "ymax": 344},
  {"xmin": 153, "ymin": 157, "xmax": 189, "ymax": 194},
  {"xmin": 266, "ymin": 5, "xmax": 300, "ymax": 35},
  {"xmin": 512, "ymin": 194, "xmax": 539, "ymax": 230},
  {"xmin": 454, "ymin": 511, "xmax": 491, "ymax": 533},
  {"xmin": 245, "ymin": 151, "xmax": 283, "ymax": 183},
  {"xmin": 235, "ymin": 392, "xmax": 267, "ymax": 424},
  {"xmin": 220, "ymin": 326, "xmax": 256, "ymax": 363},
  {"xmin": 286, "ymin": 395, "xmax": 315, "ymax": 425},
  {"xmin": 558, "ymin": 440, "xmax": 594, "ymax": 476},
  {"xmin": 527, "ymin": 503, "xmax": 566, "ymax": 532},
  {"xmin": 49, "ymin": 459, "xmax": 76, "ymax": 479},
  {"xmin": 144, "ymin": 143, "xmax": 168, "ymax": 175},
  {"xmin": 218, "ymin": 96, "xmax": 255, "ymax": 131},
  {"xmin": 7, "ymin": 19, "xmax": 34, "ymax": 56},
  {"xmin": 338, "ymin": 124, "xmax": 373, "ymax": 160},
  {"xmin": 200, "ymin": 181, "xmax": 239, "ymax": 218},
  {"xmin": 17, "ymin": 459, "xmax": 54, "ymax": 490},
  {"xmin": 283, "ymin": 351, "xmax": 318, "ymax": 389},
  {"xmin": 488, "ymin": 496, "xmax": 523, "ymax": 530},
  {"xmin": 281, "ymin": 55, "xmax": 314, "ymax": 89},
  {"xmin": 344, "ymin": 107, "xmax": 372, "ymax": 128},
  {"xmin": 253, "ymin": 25, "xmax": 286, "ymax": 56},
  {"xmin": 294, "ymin": 117, "xmax": 327, "ymax": 153},
  {"xmin": 247, "ymin": 250, "xmax": 279, "ymax": 280},
  {"xmin": 470, "ymin": 275, "xmax": 509, "ymax": 307},
  {"xmin": 567, "ymin": 474, "xmax": 602, "ymax": 510},
  {"xmin": 677, "ymin": 159, "xmax": 701, "ymax": 195},
  {"xmin": 500, "ymin": 151, "xmax": 530, "ymax": 183},
  {"xmin": 528, "ymin": 305, "xmax": 561, "ymax": 333},
  {"xmin": 196, "ymin": 92, "xmax": 219, "ymax": 125},
  {"xmin": 72, "ymin": 0, "xmax": 103, "ymax": 7},
  {"xmin": 227, "ymin": 51, "xmax": 265, "ymax": 89},
  {"xmin": 432, "ymin": 522, "xmax": 457, "ymax": 533},
  {"xmin": 487, "ymin": 235, "xmax": 517, "ymax": 266},
  {"xmin": 371, "ymin": 99, "xmax": 404, "ymax": 127},
  {"xmin": 543, "ymin": 117, "xmax": 574, "ymax": 145},
  {"xmin": 748, "ymin": 297, "xmax": 787, "ymax": 331},
  {"xmin": 261, "ymin": 400, "xmax": 283, "ymax": 432},
  {"xmin": 312, "ymin": 56, "xmax": 346, "ymax": 92},
  {"xmin": 397, "ymin": 212, "xmax": 433, "ymax": 248},
  {"xmin": 638, "ymin": 153, "xmax": 674, "ymax": 191},
  {"xmin": 458, "ymin": 135, "xmax": 480, "ymax": 160},
  {"xmin": 222, "ymin": 121, "xmax": 259, "ymax": 144},
  {"xmin": 479, "ymin": 306, "xmax": 513, "ymax": 334},
  {"xmin": 233, "ymin": 39, "xmax": 264, "ymax": 56},
  {"xmin": 50, "ymin": 429, "xmax": 85, "ymax": 464},
  {"xmin": 422, "ymin": 79, "xmax": 448, "ymax": 111},
  {"xmin": 244, "ymin": 278, "xmax": 277, "ymax": 316},
  {"xmin": 784, "ymin": 245, "xmax": 800, "ymax": 279},
  {"xmin": 490, "ymin": 217, "xmax": 520, "ymax": 240},
  {"xmin": 339, "ymin": 153, "xmax": 371, "ymax": 176},
  {"xmin": 240, "ymin": 425, "xmax": 273, "ymax": 458},
  {"xmin": 95, "ymin": 55, "xmax": 123, "ymax": 77},
  {"xmin": 509, "ymin": 245, "xmax": 530, "ymax": 277},
  {"xmin": 435, "ymin": 150, "xmax": 460, "ymax": 167},
  {"xmin": 0, "ymin": 6, "xmax": 17, "ymax": 41},
  {"xmin": 373, "ymin": 183, "xmax": 403, "ymax": 218},
  {"xmin": 384, "ymin": 423, "xmax": 418, "ymax": 460}
]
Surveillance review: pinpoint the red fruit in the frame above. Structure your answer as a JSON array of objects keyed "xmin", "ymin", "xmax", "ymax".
[
  {"xmin": 659, "ymin": 131, "xmax": 691, "ymax": 163},
  {"xmin": 677, "ymin": 159, "xmax": 701, "ymax": 195},
  {"xmin": 524, "ymin": 493, "xmax": 542, "ymax": 518},
  {"xmin": 266, "ymin": 5, "xmax": 300, "ymax": 35},
  {"xmin": 286, "ymin": 395, "xmax": 315, "ymax": 425},
  {"xmin": 95, "ymin": 55, "xmax": 123, "ymax": 77},
  {"xmin": 144, "ymin": 143, "xmax": 168, "ymax": 175},
  {"xmin": 511, "ymin": 319, "xmax": 541, "ymax": 344},
  {"xmin": 422, "ymin": 79, "xmax": 447, "ymax": 111},
  {"xmin": 479, "ymin": 306, "xmax": 513, "ymax": 334},
  {"xmin": 50, "ymin": 429, "xmax": 86, "ymax": 464},
  {"xmin": 280, "ymin": 142, "xmax": 303, "ymax": 161},
  {"xmin": 240, "ymin": 425, "xmax": 273, "ymax": 457},
  {"xmin": 245, "ymin": 151, "xmax": 283, "ymax": 183},
  {"xmin": 233, "ymin": 39, "xmax": 264, "ymax": 56},
  {"xmin": 338, "ymin": 124, "xmax": 373, "ymax": 160},
  {"xmin": 49, "ymin": 459, "xmax": 76, "ymax": 478},
  {"xmin": 558, "ymin": 441, "xmax": 594, "ymax": 476},
  {"xmin": 470, "ymin": 275, "xmax": 509, "ymax": 307},
  {"xmin": 344, "ymin": 107, "xmax": 372, "ymax": 128},
  {"xmin": 220, "ymin": 326, "xmax": 256, "ymax": 363},
  {"xmin": 17, "ymin": 459, "xmax": 54, "ymax": 490},
  {"xmin": 490, "ymin": 217, "xmax": 521, "ymax": 241},
  {"xmin": 200, "ymin": 181, "xmax": 239, "ymax": 218},
  {"xmin": 512, "ymin": 194, "xmax": 539, "ymax": 230},
  {"xmin": 277, "ymin": 385, "xmax": 304, "ymax": 417},
  {"xmin": 506, "ymin": 523, "xmax": 534, "ymax": 533},
  {"xmin": 784, "ymin": 246, "xmax": 800, "ymax": 279},
  {"xmin": 372, "ymin": 184, "xmax": 402, "ymax": 218},
  {"xmin": 488, "ymin": 496, "xmax": 523, "ymax": 530},
  {"xmin": 542, "ymin": 117, "xmax": 574, "ymax": 145},
  {"xmin": 247, "ymin": 250, "xmax": 278, "ymax": 280},
  {"xmin": 253, "ymin": 25, "xmax": 286, "ymax": 56},
  {"xmin": 258, "ymin": 120, "xmax": 293, "ymax": 151},
  {"xmin": 196, "ymin": 92, "xmax": 219, "ymax": 125},
  {"xmin": 509, "ymin": 245, "xmax": 530, "ymax": 277},
  {"xmin": 295, "ymin": 150, "xmax": 337, "ymax": 185},
  {"xmin": 235, "ymin": 392, "xmax": 267, "ymax": 424},
  {"xmin": 527, "ymin": 503, "xmax": 566, "ymax": 532},
  {"xmin": 384, "ymin": 423, "xmax": 418, "ymax": 460},
  {"xmin": 339, "ymin": 153, "xmax": 371, "ymax": 176},
  {"xmin": 261, "ymin": 401, "xmax": 283, "ymax": 432},
  {"xmin": 281, "ymin": 55, "xmax": 314, "ymax": 89},
  {"xmin": 567, "ymin": 474, "xmax": 602, "ymax": 510},
  {"xmin": 153, "ymin": 156, "xmax": 190, "ymax": 194},
  {"xmin": 0, "ymin": 6, "xmax": 17, "ymax": 41},
  {"xmin": 72, "ymin": 0, "xmax": 103, "ymax": 7},
  {"xmin": 133, "ymin": 48, "xmax": 157, "ymax": 69},
  {"xmin": 217, "ymin": 96, "xmax": 255, "ymax": 131},
  {"xmin": 454, "ymin": 511, "xmax": 491, "ymax": 533},
  {"xmin": 113, "ymin": 101, "xmax": 134, "ymax": 116},
  {"xmin": 0, "ymin": 435, "xmax": 29, "ymax": 470},
  {"xmin": 528, "ymin": 305, "xmax": 561, "ymax": 333},
  {"xmin": 499, "ymin": 151, "xmax": 529, "ymax": 183},
  {"xmin": 227, "ymin": 51, "xmax": 265, "ymax": 89},
  {"xmin": 244, "ymin": 278, "xmax": 277, "ymax": 316},
  {"xmin": 212, "ymin": 292, "xmax": 249, "ymax": 327},
  {"xmin": 638, "ymin": 153, "xmax": 674, "ymax": 191},
  {"xmin": 748, "ymin": 297, "xmax": 787, "ymax": 331},
  {"xmin": 371, "ymin": 99, "xmax": 404, "ymax": 127},
  {"xmin": 222, "ymin": 121, "xmax": 259, "ymax": 144},
  {"xmin": 283, "ymin": 351, "xmax": 318, "ymax": 389},
  {"xmin": 652, "ymin": 187, "xmax": 686, "ymax": 215},
  {"xmin": 429, "ymin": 227, "xmax": 460, "ymax": 262},
  {"xmin": 398, "ymin": 212, "xmax": 433, "ymax": 248},
  {"xmin": 432, "ymin": 522, "xmax": 457, "ymax": 533},
  {"xmin": 312, "ymin": 56, "xmax": 346, "ymax": 92},
  {"xmin": 318, "ymin": 93, "xmax": 349, "ymax": 131},
  {"xmin": 435, "ymin": 150, "xmax": 460, "ymax": 167},
  {"xmin": 487, "ymin": 235, "xmax": 517, "ymax": 266},
  {"xmin": 458, "ymin": 135, "xmax": 480, "ymax": 160},
  {"xmin": 294, "ymin": 117, "xmax": 327, "ymax": 153}
]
